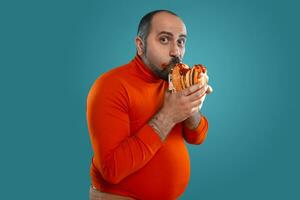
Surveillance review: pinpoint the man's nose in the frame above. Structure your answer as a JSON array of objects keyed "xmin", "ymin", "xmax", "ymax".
[{"xmin": 169, "ymin": 44, "xmax": 180, "ymax": 57}]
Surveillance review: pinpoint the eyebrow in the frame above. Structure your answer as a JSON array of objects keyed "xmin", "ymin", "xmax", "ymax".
[{"xmin": 158, "ymin": 31, "xmax": 187, "ymax": 38}]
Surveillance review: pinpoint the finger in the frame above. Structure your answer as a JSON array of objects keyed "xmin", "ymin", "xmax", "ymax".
[
  {"xmin": 181, "ymin": 83, "xmax": 202, "ymax": 96},
  {"xmin": 188, "ymin": 86, "xmax": 207, "ymax": 101},
  {"xmin": 190, "ymin": 93, "xmax": 206, "ymax": 106},
  {"xmin": 188, "ymin": 84, "xmax": 207, "ymax": 96},
  {"xmin": 192, "ymin": 84, "xmax": 207, "ymax": 95},
  {"xmin": 199, "ymin": 94, "xmax": 206, "ymax": 110},
  {"xmin": 198, "ymin": 101, "xmax": 204, "ymax": 110},
  {"xmin": 191, "ymin": 95, "xmax": 206, "ymax": 111},
  {"xmin": 206, "ymin": 85, "xmax": 213, "ymax": 94}
]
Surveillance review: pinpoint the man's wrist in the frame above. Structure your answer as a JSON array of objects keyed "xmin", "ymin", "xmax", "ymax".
[
  {"xmin": 184, "ymin": 112, "xmax": 202, "ymax": 130},
  {"xmin": 148, "ymin": 109, "xmax": 174, "ymax": 141}
]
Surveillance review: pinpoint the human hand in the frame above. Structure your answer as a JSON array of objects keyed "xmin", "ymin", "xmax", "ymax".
[
  {"xmin": 161, "ymin": 83, "xmax": 208, "ymax": 124},
  {"xmin": 198, "ymin": 84, "xmax": 213, "ymax": 110}
]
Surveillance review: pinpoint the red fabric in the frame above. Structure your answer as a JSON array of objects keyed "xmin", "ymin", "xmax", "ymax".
[{"xmin": 86, "ymin": 55, "xmax": 209, "ymax": 200}]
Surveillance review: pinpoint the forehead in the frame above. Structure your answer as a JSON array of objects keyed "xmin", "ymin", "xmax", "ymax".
[{"xmin": 150, "ymin": 12, "xmax": 187, "ymax": 36}]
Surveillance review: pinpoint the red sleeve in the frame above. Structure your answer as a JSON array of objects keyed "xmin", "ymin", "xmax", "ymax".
[
  {"xmin": 86, "ymin": 75, "xmax": 163, "ymax": 184},
  {"xmin": 182, "ymin": 115, "xmax": 209, "ymax": 145}
]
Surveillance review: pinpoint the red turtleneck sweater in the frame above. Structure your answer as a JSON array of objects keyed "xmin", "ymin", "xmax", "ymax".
[{"xmin": 86, "ymin": 55, "xmax": 209, "ymax": 200}]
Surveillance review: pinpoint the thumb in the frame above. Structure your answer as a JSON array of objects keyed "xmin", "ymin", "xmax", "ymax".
[{"xmin": 206, "ymin": 85, "xmax": 213, "ymax": 95}]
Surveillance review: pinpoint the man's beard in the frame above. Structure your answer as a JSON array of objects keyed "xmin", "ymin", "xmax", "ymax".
[{"xmin": 142, "ymin": 55, "xmax": 182, "ymax": 81}]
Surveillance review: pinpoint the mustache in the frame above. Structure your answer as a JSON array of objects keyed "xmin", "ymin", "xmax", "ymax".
[
  {"xmin": 163, "ymin": 57, "xmax": 182, "ymax": 71},
  {"xmin": 169, "ymin": 57, "xmax": 182, "ymax": 66}
]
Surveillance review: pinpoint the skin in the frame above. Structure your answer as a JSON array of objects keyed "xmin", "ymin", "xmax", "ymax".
[
  {"xmin": 135, "ymin": 12, "xmax": 211, "ymax": 139},
  {"xmin": 136, "ymin": 12, "xmax": 186, "ymax": 81}
]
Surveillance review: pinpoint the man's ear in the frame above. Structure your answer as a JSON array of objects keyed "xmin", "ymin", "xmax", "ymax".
[{"xmin": 135, "ymin": 36, "xmax": 144, "ymax": 56}]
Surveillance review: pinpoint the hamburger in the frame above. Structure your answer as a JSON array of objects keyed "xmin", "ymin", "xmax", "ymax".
[{"xmin": 169, "ymin": 63, "xmax": 210, "ymax": 92}]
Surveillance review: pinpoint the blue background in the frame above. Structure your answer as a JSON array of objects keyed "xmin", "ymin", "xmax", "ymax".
[{"xmin": 1, "ymin": 0, "xmax": 299, "ymax": 199}]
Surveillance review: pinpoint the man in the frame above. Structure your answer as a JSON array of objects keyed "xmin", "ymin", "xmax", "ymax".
[{"xmin": 86, "ymin": 10, "xmax": 212, "ymax": 200}]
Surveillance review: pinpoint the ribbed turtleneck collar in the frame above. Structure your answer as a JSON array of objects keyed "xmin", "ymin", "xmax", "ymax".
[{"xmin": 133, "ymin": 55, "xmax": 164, "ymax": 83}]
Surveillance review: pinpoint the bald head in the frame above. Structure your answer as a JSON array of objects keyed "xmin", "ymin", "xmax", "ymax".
[
  {"xmin": 150, "ymin": 12, "xmax": 186, "ymax": 41},
  {"xmin": 137, "ymin": 10, "xmax": 182, "ymax": 42}
]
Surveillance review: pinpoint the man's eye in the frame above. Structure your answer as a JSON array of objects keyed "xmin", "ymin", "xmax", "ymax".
[
  {"xmin": 160, "ymin": 37, "xmax": 169, "ymax": 44},
  {"xmin": 178, "ymin": 39, "xmax": 186, "ymax": 46}
]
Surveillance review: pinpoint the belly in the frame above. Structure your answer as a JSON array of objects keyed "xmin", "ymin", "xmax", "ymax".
[{"xmin": 120, "ymin": 124, "xmax": 190, "ymax": 200}]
